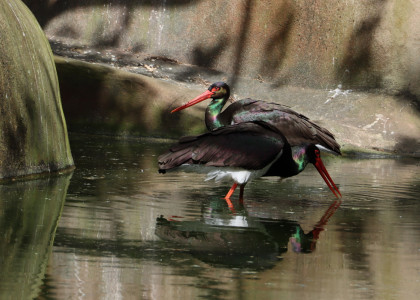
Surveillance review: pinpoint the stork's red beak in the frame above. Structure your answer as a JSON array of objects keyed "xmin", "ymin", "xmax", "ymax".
[
  {"xmin": 313, "ymin": 151, "xmax": 342, "ymax": 198},
  {"xmin": 171, "ymin": 90, "xmax": 214, "ymax": 113}
]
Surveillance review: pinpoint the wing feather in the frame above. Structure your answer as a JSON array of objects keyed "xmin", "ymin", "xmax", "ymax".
[
  {"xmin": 221, "ymin": 99, "xmax": 341, "ymax": 154},
  {"xmin": 158, "ymin": 122, "xmax": 286, "ymax": 172}
]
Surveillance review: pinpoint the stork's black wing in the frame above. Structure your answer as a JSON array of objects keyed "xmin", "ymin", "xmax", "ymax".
[
  {"xmin": 221, "ymin": 99, "xmax": 341, "ymax": 155},
  {"xmin": 158, "ymin": 121, "xmax": 287, "ymax": 172}
]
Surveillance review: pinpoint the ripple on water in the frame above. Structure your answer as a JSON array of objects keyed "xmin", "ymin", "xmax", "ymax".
[{"xmin": 4, "ymin": 136, "xmax": 419, "ymax": 299}]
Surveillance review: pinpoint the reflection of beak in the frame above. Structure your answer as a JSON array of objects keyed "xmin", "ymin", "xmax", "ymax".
[
  {"xmin": 290, "ymin": 237, "xmax": 302, "ymax": 253},
  {"xmin": 314, "ymin": 156, "xmax": 342, "ymax": 198},
  {"xmin": 171, "ymin": 90, "xmax": 214, "ymax": 113}
]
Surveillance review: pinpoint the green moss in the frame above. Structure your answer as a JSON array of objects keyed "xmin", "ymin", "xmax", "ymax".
[
  {"xmin": 0, "ymin": 0, "xmax": 73, "ymax": 179},
  {"xmin": 56, "ymin": 56, "xmax": 207, "ymax": 139},
  {"xmin": 0, "ymin": 173, "xmax": 71, "ymax": 299}
]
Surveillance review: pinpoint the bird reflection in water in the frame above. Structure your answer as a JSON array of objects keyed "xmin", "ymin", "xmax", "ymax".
[{"xmin": 155, "ymin": 199, "xmax": 341, "ymax": 269}]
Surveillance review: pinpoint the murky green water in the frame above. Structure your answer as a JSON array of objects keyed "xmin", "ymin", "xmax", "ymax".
[{"xmin": 1, "ymin": 134, "xmax": 419, "ymax": 299}]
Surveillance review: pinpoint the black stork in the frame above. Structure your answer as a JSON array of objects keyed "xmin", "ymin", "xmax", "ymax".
[
  {"xmin": 171, "ymin": 82, "xmax": 341, "ymax": 155},
  {"xmin": 158, "ymin": 121, "xmax": 341, "ymax": 209}
]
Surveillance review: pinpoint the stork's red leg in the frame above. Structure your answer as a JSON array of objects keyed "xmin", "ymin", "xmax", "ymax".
[{"xmin": 224, "ymin": 182, "xmax": 238, "ymax": 199}]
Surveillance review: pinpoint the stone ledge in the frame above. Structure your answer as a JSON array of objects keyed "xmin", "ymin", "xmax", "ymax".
[{"xmin": 55, "ymin": 54, "xmax": 420, "ymax": 157}]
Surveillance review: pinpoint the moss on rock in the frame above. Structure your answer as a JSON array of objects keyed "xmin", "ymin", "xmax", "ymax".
[
  {"xmin": 0, "ymin": 0, "xmax": 74, "ymax": 179},
  {"xmin": 55, "ymin": 56, "xmax": 206, "ymax": 138}
]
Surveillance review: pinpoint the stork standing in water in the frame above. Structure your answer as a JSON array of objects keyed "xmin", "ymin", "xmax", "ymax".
[{"xmin": 158, "ymin": 121, "xmax": 341, "ymax": 209}]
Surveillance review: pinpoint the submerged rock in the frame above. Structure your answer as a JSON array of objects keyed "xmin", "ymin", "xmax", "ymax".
[{"xmin": 0, "ymin": 0, "xmax": 74, "ymax": 179}]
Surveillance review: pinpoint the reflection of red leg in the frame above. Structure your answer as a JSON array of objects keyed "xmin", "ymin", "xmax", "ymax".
[
  {"xmin": 239, "ymin": 184, "xmax": 245, "ymax": 204},
  {"xmin": 224, "ymin": 183, "xmax": 238, "ymax": 212},
  {"xmin": 225, "ymin": 197, "xmax": 235, "ymax": 212}
]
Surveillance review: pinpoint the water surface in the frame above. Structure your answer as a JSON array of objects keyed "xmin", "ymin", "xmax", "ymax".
[{"xmin": 1, "ymin": 134, "xmax": 419, "ymax": 299}]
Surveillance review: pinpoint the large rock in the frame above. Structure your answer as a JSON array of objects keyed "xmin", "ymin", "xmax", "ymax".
[
  {"xmin": 0, "ymin": 0, "xmax": 74, "ymax": 179},
  {"xmin": 55, "ymin": 56, "xmax": 206, "ymax": 138},
  {"xmin": 55, "ymin": 56, "xmax": 420, "ymax": 156},
  {"xmin": 20, "ymin": 0, "xmax": 420, "ymax": 156},
  {"xmin": 22, "ymin": 0, "xmax": 420, "ymax": 101}
]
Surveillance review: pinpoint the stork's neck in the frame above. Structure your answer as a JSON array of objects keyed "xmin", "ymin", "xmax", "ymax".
[
  {"xmin": 291, "ymin": 145, "xmax": 311, "ymax": 174},
  {"xmin": 205, "ymin": 97, "xmax": 229, "ymax": 131},
  {"xmin": 264, "ymin": 144, "xmax": 311, "ymax": 178}
]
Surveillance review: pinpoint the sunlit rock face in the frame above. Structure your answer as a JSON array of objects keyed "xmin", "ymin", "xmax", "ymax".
[
  {"xmin": 21, "ymin": 0, "xmax": 420, "ymax": 100},
  {"xmin": 0, "ymin": 0, "xmax": 74, "ymax": 179}
]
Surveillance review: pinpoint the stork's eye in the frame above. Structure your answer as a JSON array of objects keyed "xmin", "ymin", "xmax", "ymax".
[{"xmin": 211, "ymin": 87, "xmax": 220, "ymax": 92}]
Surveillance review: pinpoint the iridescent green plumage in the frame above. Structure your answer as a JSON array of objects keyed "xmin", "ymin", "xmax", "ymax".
[
  {"xmin": 165, "ymin": 82, "xmax": 342, "ymax": 202},
  {"xmin": 189, "ymin": 82, "xmax": 341, "ymax": 155}
]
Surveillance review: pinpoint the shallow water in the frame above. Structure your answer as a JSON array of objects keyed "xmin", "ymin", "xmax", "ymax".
[{"xmin": 1, "ymin": 134, "xmax": 419, "ymax": 299}]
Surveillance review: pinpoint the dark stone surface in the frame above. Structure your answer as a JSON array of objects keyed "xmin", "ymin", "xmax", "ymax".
[{"xmin": 0, "ymin": 0, "xmax": 74, "ymax": 179}]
